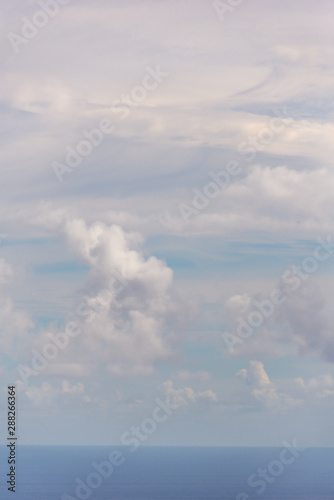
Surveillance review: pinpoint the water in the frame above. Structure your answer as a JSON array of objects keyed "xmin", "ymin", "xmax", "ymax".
[{"xmin": 1, "ymin": 446, "xmax": 333, "ymax": 499}]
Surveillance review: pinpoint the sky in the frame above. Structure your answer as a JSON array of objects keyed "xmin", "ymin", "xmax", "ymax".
[{"xmin": 1, "ymin": 0, "xmax": 334, "ymax": 447}]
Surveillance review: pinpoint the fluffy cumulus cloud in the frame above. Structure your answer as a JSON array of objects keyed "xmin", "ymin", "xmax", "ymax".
[
  {"xmin": 162, "ymin": 380, "xmax": 217, "ymax": 407},
  {"xmin": 16, "ymin": 379, "xmax": 90, "ymax": 407},
  {"xmin": 222, "ymin": 289, "xmax": 285, "ymax": 358},
  {"xmin": 62, "ymin": 216, "xmax": 174, "ymax": 375},
  {"xmin": 233, "ymin": 361, "xmax": 334, "ymax": 414},
  {"xmin": 160, "ymin": 165, "xmax": 334, "ymax": 239},
  {"xmin": 236, "ymin": 361, "xmax": 301, "ymax": 411},
  {"xmin": 222, "ymin": 262, "xmax": 334, "ymax": 363},
  {"xmin": 274, "ymin": 274, "xmax": 334, "ymax": 364},
  {"xmin": 16, "ymin": 211, "xmax": 176, "ymax": 382},
  {"xmin": 294, "ymin": 374, "xmax": 334, "ymax": 400}
]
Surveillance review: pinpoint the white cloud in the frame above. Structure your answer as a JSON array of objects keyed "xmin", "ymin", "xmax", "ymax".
[
  {"xmin": 236, "ymin": 361, "xmax": 301, "ymax": 410},
  {"xmin": 16, "ymin": 379, "xmax": 90, "ymax": 407},
  {"xmin": 222, "ymin": 268, "xmax": 334, "ymax": 363},
  {"xmin": 292, "ymin": 374, "xmax": 334, "ymax": 401},
  {"xmin": 224, "ymin": 294, "xmax": 252, "ymax": 317},
  {"xmin": 60, "ymin": 217, "xmax": 175, "ymax": 373},
  {"xmin": 107, "ymin": 363, "xmax": 154, "ymax": 378},
  {"xmin": 277, "ymin": 277, "xmax": 334, "ymax": 362},
  {"xmin": 20, "ymin": 212, "xmax": 177, "ymax": 378},
  {"xmin": 236, "ymin": 360, "xmax": 271, "ymax": 388},
  {"xmin": 62, "ymin": 380, "xmax": 84, "ymax": 395},
  {"xmin": 23, "ymin": 381, "xmax": 55, "ymax": 406},
  {"xmin": 162, "ymin": 379, "xmax": 217, "ymax": 406}
]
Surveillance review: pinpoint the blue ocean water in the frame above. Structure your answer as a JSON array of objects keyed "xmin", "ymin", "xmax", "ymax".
[{"xmin": 0, "ymin": 445, "xmax": 333, "ymax": 500}]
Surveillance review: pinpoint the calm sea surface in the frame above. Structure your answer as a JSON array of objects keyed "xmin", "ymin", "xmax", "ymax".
[{"xmin": 0, "ymin": 446, "xmax": 333, "ymax": 500}]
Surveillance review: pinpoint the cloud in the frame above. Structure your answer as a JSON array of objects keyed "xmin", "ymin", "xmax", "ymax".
[
  {"xmin": 172, "ymin": 370, "xmax": 211, "ymax": 383},
  {"xmin": 277, "ymin": 275, "xmax": 334, "ymax": 363},
  {"xmin": 236, "ymin": 361, "xmax": 301, "ymax": 410},
  {"xmin": 224, "ymin": 294, "xmax": 252, "ymax": 317},
  {"xmin": 63, "ymin": 218, "xmax": 175, "ymax": 375},
  {"xmin": 277, "ymin": 277, "xmax": 328, "ymax": 352},
  {"xmin": 23, "ymin": 381, "xmax": 56, "ymax": 407},
  {"xmin": 1, "ymin": 0, "xmax": 334, "ymax": 222},
  {"xmin": 159, "ymin": 165, "xmax": 334, "ymax": 239},
  {"xmin": 294, "ymin": 374, "xmax": 334, "ymax": 400},
  {"xmin": 61, "ymin": 380, "xmax": 84, "ymax": 395},
  {"xmin": 223, "ymin": 269, "xmax": 334, "ymax": 363},
  {"xmin": 44, "ymin": 363, "xmax": 91, "ymax": 378},
  {"xmin": 162, "ymin": 379, "xmax": 217, "ymax": 406},
  {"xmin": 0, "ymin": 258, "xmax": 33, "ymax": 359},
  {"xmin": 23, "ymin": 212, "xmax": 176, "ymax": 378},
  {"xmin": 0, "ymin": 258, "xmax": 13, "ymax": 284},
  {"xmin": 16, "ymin": 379, "xmax": 90, "ymax": 407},
  {"xmin": 236, "ymin": 360, "xmax": 271, "ymax": 388},
  {"xmin": 107, "ymin": 363, "xmax": 154, "ymax": 378},
  {"xmin": 1, "ymin": 0, "xmax": 334, "ymax": 445}
]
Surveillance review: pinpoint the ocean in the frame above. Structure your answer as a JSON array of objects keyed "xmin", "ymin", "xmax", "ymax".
[{"xmin": 1, "ymin": 445, "xmax": 333, "ymax": 499}]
